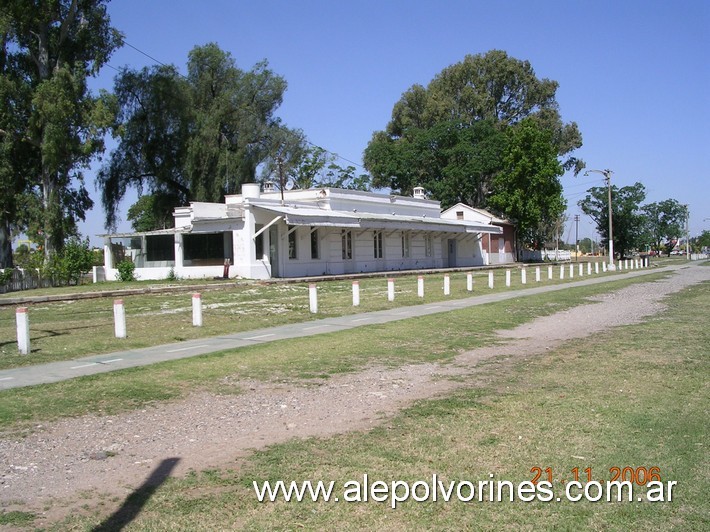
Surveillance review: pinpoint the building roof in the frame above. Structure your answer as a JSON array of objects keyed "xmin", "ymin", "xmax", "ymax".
[{"xmin": 255, "ymin": 204, "xmax": 502, "ymax": 234}]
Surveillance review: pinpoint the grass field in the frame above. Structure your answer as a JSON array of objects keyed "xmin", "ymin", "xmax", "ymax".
[
  {"xmin": 0, "ymin": 272, "xmax": 671, "ymax": 432},
  {"xmin": 0, "ymin": 262, "xmax": 653, "ymax": 370},
  {"xmin": 27, "ymin": 274, "xmax": 705, "ymax": 530},
  {"xmin": 0, "ymin": 260, "xmax": 705, "ymax": 530}
]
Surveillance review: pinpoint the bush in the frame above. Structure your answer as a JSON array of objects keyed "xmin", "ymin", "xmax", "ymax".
[
  {"xmin": 42, "ymin": 238, "xmax": 94, "ymax": 286},
  {"xmin": 166, "ymin": 267, "xmax": 179, "ymax": 281},
  {"xmin": 116, "ymin": 260, "xmax": 136, "ymax": 282},
  {"xmin": 0, "ymin": 268, "xmax": 14, "ymax": 287}
]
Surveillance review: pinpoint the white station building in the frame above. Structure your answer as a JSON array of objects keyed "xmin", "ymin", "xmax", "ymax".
[{"xmin": 97, "ymin": 184, "xmax": 515, "ymax": 281}]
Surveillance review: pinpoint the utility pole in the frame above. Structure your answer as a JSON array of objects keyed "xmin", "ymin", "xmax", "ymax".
[
  {"xmin": 585, "ymin": 169, "xmax": 616, "ymax": 270},
  {"xmin": 574, "ymin": 214, "xmax": 580, "ymax": 261},
  {"xmin": 685, "ymin": 205, "xmax": 690, "ymax": 260}
]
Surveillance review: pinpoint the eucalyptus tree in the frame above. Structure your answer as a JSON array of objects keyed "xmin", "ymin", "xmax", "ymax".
[
  {"xmin": 1, "ymin": 0, "xmax": 122, "ymax": 261},
  {"xmin": 99, "ymin": 43, "xmax": 290, "ymax": 230}
]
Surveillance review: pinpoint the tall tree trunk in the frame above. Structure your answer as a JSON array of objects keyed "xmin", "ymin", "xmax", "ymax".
[{"xmin": 0, "ymin": 218, "xmax": 13, "ymax": 269}]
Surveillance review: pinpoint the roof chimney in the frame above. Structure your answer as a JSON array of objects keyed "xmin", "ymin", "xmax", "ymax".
[
  {"xmin": 262, "ymin": 181, "xmax": 276, "ymax": 193},
  {"xmin": 413, "ymin": 186, "xmax": 426, "ymax": 199}
]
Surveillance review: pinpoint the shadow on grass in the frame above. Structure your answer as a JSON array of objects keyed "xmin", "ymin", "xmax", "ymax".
[{"xmin": 92, "ymin": 457, "xmax": 180, "ymax": 531}]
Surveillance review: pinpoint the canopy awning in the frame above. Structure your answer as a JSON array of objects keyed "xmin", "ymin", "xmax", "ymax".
[{"xmin": 255, "ymin": 204, "xmax": 503, "ymax": 235}]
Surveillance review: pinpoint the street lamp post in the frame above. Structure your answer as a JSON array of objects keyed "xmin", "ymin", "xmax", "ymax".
[{"xmin": 585, "ymin": 169, "xmax": 616, "ymax": 270}]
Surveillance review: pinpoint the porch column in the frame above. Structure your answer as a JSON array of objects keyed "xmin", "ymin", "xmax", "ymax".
[
  {"xmin": 174, "ymin": 233, "xmax": 184, "ymax": 268},
  {"xmin": 103, "ymin": 238, "xmax": 113, "ymax": 270}
]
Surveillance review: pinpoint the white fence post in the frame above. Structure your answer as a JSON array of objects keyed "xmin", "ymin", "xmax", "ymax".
[
  {"xmin": 521, "ymin": 268, "xmax": 527, "ymax": 285},
  {"xmin": 114, "ymin": 299, "xmax": 127, "ymax": 339},
  {"xmin": 560, "ymin": 265, "xmax": 565, "ymax": 280},
  {"xmin": 443, "ymin": 274, "xmax": 450, "ymax": 295},
  {"xmin": 466, "ymin": 272, "xmax": 473, "ymax": 292},
  {"xmin": 309, "ymin": 283, "xmax": 318, "ymax": 313},
  {"xmin": 353, "ymin": 281, "xmax": 360, "ymax": 306},
  {"xmin": 569, "ymin": 263, "xmax": 574, "ymax": 278},
  {"xmin": 587, "ymin": 262, "xmax": 592, "ymax": 275},
  {"xmin": 535, "ymin": 266, "xmax": 540, "ymax": 283},
  {"xmin": 387, "ymin": 278, "xmax": 395, "ymax": 301},
  {"xmin": 602, "ymin": 261, "xmax": 607, "ymax": 272},
  {"xmin": 595, "ymin": 262, "xmax": 599, "ymax": 274},
  {"xmin": 192, "ymin": 293, "xmax": 203, "ymax": 326},
  {"xmin": 488, "ymin": 271, "xmax": 494, "ymax": 289},
  {"xmin": 505, "ymin": 269, "xmax": 511, "ymax": 287},
  {"xmin": 548, "ymin": 265, "xmax": 553, "ymax": 280},
  {"xmin": 578, "ymin": 263, "xmax": 583, "ymax": 277},
  {"xmin": 16, "ymin": 307, "xmax": 30, "ymax": 355},
  {"xmin": 417, "ymin": 276, "xmax": 424, "ymax": 298}
]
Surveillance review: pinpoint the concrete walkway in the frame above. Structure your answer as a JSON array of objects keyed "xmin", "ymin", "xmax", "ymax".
[{"xmin": 0, "ymin": 265, "xmax": 685, "ymax": 390}]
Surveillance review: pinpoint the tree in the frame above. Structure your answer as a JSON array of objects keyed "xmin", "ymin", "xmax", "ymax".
[
  {"xmin": 642, "ymin": 199, "xmax": 687, "ymax": 255},
  {"xmin": 99, "ymin": 43, "xmax": 289, "ymax": 230},
  {"xmin": 126, "ymin": 194, "xmax": 175, "ymax": 232},
  {"xmin": 693, "ymin": 230, "xmax": 710, "ymax": 252},
  {"xmin": 488, "ymin": 119, "xmax": 565, "ymax": 248},
  {"xmin": 2, "ymin": 0, "xmax": 122, "ymax": 260},
  {"xmin": 364, "ymin": 50, "xmax": 583, "ymax": 206},
  {"xmin": 579, "ymin": 182, "xmax": 647, "ymax": 259}
]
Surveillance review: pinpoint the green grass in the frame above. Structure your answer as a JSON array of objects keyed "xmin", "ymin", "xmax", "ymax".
[
  {"xmin": 0, "ymin": 264, "xmax": 659, "ymax": 370},
  {"xmin": 0, "ymin": 273, "xmax": 670, "ymax": 433},
  {"xmin": 47, "ymin": 278, "xmax": 709, "ymax": 530}
]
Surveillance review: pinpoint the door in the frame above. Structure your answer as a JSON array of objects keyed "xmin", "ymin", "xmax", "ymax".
[
  {"xmin": 447, "ymin": 239, "xmax": 457, "ymax": 268},
  {"xmin": 269, "ymin": 226, "xmax": 279, "ymax": 277}
]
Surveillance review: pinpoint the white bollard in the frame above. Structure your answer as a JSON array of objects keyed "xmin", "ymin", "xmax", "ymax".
[
  {"xmin": 602, "ymin": 261, "xmax": 607, "ymax": 272},
  {"xmin": 548, "ymin": 265, "xmax": 553, "ymax": 280},
  {"xmin": 560, "ymin": 265, "xmax": 565, "ymax": 280},
  {"xmin": 192, "ymin": 293, "xmax": 203, "ymax": 327},
  {"xmin": 114, "ymin": 299, "xmax": 127, "ymax": 338},
  {"xmin": 443, "ymin": 274, "xmax": 450, "ymax": 295},
  {"xmin": 466, "ymin": 272, "xmax": 473, "ymax": 292},
  {"xmin": 569, "ymin": 263, "xmax": 574, "ymax": 278},
  {"xmin": 595, "ymin": 262, "xmax": 599, "ymax": 274},
  {"xmin": 578, "ymin": 263, "xmax": 583, "ymax": 276},
  {"xmin": 309, "ymin": 283, "xmax": 318, "ymax": 313},
  {"xmin": 387, "ymin": 278, "xmax": 395, "ymax": 301},
  {"xmin": 353, "ymin": 281, "xmax": 360, "ymax": 306},
  {"xmin": 535, "ymin": 266, "xmax": 540, "ymax": 283},
  {"xmin": 587, "ymin": 262, "xmax": 592, "ymax": 275},
  {"xmin": 505, "ymin": 269, "xmax": 511, "ymax": 287},
  {"xmin": 488, "ymin": 271, "xmax": 494, "ymax": 289},
  {"xmin": 16, "ymin": 307, "xmax": 30, "ymax": 355},
  {"xmin": 645, "ymin": 257, "xmax": 649, "ymax": 268},
  {"xmin": 417, "ymin": 276, "xmax": 424, "ymax": 298},
  {"xmin": 636, "ymin": 259, "xmax": 640, "ymax": 269},
  {"xmin": 630, "ymin": 260, "xmax": 635, "ymax": 270},
  {"xmin": 521, "ymin": 268, "xmax": 527, "ymax": 285}
]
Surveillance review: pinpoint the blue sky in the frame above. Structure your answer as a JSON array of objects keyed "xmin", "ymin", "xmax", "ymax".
[{"xmin": 82, "ymin": 0, "xmax": 709, "ymax": 244}]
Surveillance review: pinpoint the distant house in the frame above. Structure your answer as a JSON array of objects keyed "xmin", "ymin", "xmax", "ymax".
[
  {"xmin": 441, "ymin": 204, "xmax": 516, "ymax": 264},
  {"xmin": 96, "ymin": 185, "xmax": 514, "ymax": 281}
]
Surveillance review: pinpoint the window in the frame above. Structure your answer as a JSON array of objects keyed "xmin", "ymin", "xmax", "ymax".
[
  {"xmin": 184, "ymin": 233, "xmax": 225, "ymax": 262},
  {"xmin": 424, "ymin": 235, "xmax": 433, "ymax": 257},
  {"xmin": 341, "ymin": 229, "xmax": 352, "ymax": 260},
  {"xmin": 255, "ymin": 224, "xmax": 264, "ymax": 259},
  {"xmin": 288, "ymin": 226, "xmax": 297, "ymax": 259},
  {"xmin": 456, "ymin": 211, "xmax": 464, "ymax": 220},
  {"xmin": 310, "ymin": 227, "xmax": 319, "ymax": 259},
  {"xmin": 146, "ymin": 235, "xmax": 175, "ymax": 262},
  {"xmin": 401, "ymin": 231, "xmax": 410, "ymax": 258},
  {"xmin": 374, "ymin": 230, "xmax": 383, "ymax": 259}
]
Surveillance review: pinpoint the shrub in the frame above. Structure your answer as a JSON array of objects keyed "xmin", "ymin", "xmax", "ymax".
[{"xmin": 116, "ymin": 260, "xmax": 136, "ymax": 282}]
